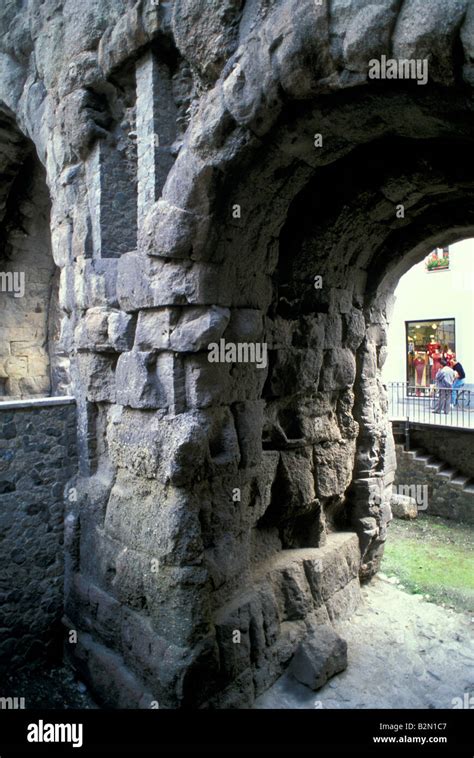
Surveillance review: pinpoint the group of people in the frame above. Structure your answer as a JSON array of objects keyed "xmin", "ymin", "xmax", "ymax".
[{"xmin": 433, "ymin": 356, "xmax": 466, "ymax": 413}]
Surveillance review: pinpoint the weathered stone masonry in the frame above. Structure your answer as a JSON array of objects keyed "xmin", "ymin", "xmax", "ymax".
[
  {"xmin": 0, "ymin": 397, "xmax": 77, "ymax": 675},
  {"xmin": 0, "ymin": 0, "xmax": 473, "ymax": 708}
]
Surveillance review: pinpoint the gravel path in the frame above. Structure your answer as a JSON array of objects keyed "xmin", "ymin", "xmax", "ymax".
[{"xmin": 254, "ymin": 575, "xmax": 474, "ymax": 710}]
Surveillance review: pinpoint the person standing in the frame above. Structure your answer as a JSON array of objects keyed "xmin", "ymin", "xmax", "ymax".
[
  {"xmin": 451, "ymin": 359, "xmax": 466, "ymax": 406},
  {"xmin": 433, "ymin": 358, "xmax": 455, "ymax": 414}
]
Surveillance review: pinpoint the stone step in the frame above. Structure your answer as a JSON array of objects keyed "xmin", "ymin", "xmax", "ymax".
[
  {"xmin": 413, "ymin": 452, "xmax": 432, "ymax": 463},
  {"xmin": 437, "ymin": 467, "xmax": 457, "ymax": 480},
  {"xmin": 462, "ymin": 482, "xmax": 474, "ymax": 494},
  {"xmin": 425, "ymin": 460, "xmax": 446, "ymax": 473},
  {"xmin": 451, "ymin": 475, "xmax": 470, "ymax": 489}
]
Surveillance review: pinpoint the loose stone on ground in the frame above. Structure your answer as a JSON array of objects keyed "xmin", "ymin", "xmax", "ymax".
[{"xmin": 255, "ymin": 577, "xmax": 474, "ymax": 709}]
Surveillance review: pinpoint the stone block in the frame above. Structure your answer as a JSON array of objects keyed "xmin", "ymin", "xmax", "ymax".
[
  {"xmin": 73, "ymin": 258, "xmax": 119, "ymax": 310},
  {"xmin": 134, "ymin": 308, "xmax": 180, "ymax": 351},
  {"xmin": 314, "ymin": 440, "xmax": 356, "ymax": 499},
  {"xmin": 205, "ymin": 668, "xmax": 256, "ymax": 709},
  {"xmin": 320, "ymin": 348, "xmax": 356, "ymax": 390},
  {"xmin": 115, "ymin": 351, "xmax": 174, "ymax": 409},
  {"xmin": 228, "ymin": 361, "xmax": 268, "ymax": 402},
  {"xmin": 4, "ymin": 356, "xmax": 27, "ymax": 378},
  {"xmin": 270, "ymin": 561, "xmax": 314, "ymax": 622},
  {"xmin": 108, "ymin": 311, "xmax": 136, "ymax": 352},
  {"xmin": 117, "ymin": 252, "xmax": 233, "ymax": 311},
  {"xmin": 269, "ymin": 347, "xmax": 323, "ymax": 396},
  {"xmin": 323, "ymin": 314, "xmax": 342, "ymax": 349},
  {"xmin": 104, "ymin": 470, "xmax": 202, "ymax": 563},
  {"xmin": 224, "ymin": 309, "xmax": 264, "ymax": 343},
  {"xmin": 185, "ymin": 354, "xmax": 230, "ymax": 408},
  {"xmin": 303, "ymin": 533, "xmax": 361, "ymax": 605},
  {"xmin": 392, "ymin": 0, "xmax": 466, "ymax": 86},
  {"xmin": 107, "ymin": 407, "xmax": 224, "ymax": 485},
  {"xmin": 343, "ymin": 308, "xmax": 366, "ymax": 350},
  {"xmin": 140, "ymin": 200, "xmax": 211, "ymax": 260},
  {"xmin": 75, "ymin": 307, "xmax": 109, "ymax": 350},
  {"xmin": 325, "ymin": 577, "xmax": 361, "ymax": 622},
  {"xmin": 233, "ymin": 401, "xmax": 264, "ymax": 469},
  {"xmin": 214, "ymin": 595, "xmax": 253, "ymax": 682},
  {"xmin": 289, "ymin": 624, "xmax": 347, "ymax": 690},
  {"xmin": 144, "ymin": 564, "xmax": 212, "ymax": 648},
  {"xmin": 170, "ymin": 305, "xmax": 230, "ymax": 352},
  {"xmin": 77, "ymin": 352, "xmax": 116, "ymax": 403},
  {"xmin": 69, "ymin": 632, "xmax": 157, "ymax": 709},
  {"xmin": 390, "ymin": 493, "xmax": 418, "ymax": 520}
]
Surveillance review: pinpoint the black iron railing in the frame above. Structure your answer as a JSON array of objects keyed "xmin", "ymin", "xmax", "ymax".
[{"xmin": 387, "ymin": 382, "xmax": 474, "ymax": 429}]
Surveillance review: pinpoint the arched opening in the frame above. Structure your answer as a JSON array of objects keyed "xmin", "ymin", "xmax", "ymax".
[
  {"xmin": 247, "ymin": 130, "xmax": 474, "ymax": 582},
  {"xmin": 182, "ymin": 89, "xmax": 474, "ymax": 706},
  {"xmin": 0, "ymin": 105, "xmax": 68, "ymax": 399},
  {"xmin": 384, "ymin": 238, "xmax": 474, "ymax": 420},
  {"xmin": 377, "ymin": 238, "xmax": 474, "ymax": 625}
]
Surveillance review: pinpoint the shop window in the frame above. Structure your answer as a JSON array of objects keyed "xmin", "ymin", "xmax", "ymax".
[{"xmin": 406, "ymin": 318, "xmax": 455, "ymax": 395}]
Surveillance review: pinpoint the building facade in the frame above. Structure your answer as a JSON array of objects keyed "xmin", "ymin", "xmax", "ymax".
[{"xmin": 383, "ymin": 239, "xmax": 474, "ymax": 389}]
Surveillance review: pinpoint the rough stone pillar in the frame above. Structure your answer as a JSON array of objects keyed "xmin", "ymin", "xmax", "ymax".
[{"xmin": 136, "ymin": 51, "xmax": 177, "ymax": 229}]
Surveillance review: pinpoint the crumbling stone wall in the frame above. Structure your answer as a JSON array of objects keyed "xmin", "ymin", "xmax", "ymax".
[
  {"xmin": 0, "ymin": 398, "xmax": 78, "ymax": 674},
  {"xmin": 0, "ymin": 0, "xmax": 473, "ymax": 708}
]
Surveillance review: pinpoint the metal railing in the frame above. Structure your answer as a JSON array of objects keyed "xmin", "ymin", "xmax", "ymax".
[{"xmin": 387, "ymin": 382, "xmax": 474, "ymax": 429}]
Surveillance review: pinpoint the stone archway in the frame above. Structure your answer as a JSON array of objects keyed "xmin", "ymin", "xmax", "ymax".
[
  {"xmin": 0, "ymin": 105, "xmax": 67, "ymax": 399},
  {"xmin": 0, "ymin": 0, "xmax": 467, "ymax": 710},
  {"xmin": 60, "ymin": 0, "xmax": 474, "ymax": 709},
  {"xmin": 270, "ymin": 134, "xmax": 474, "ymax": 579}
]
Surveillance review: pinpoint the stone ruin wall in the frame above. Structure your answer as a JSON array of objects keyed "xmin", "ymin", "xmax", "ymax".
[
  {"xmin": 0, "ymin": 0, "xmax": 473, "ymax": 708},
  {"xmin": 0, "ymin": 398, "xmax": 78, "ymax": 675}
]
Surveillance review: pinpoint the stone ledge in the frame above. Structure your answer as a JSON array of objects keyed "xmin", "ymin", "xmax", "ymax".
[
  {"xmin": 211, "ymin": 532, "xmax": 361, "ymax": 705},
  {"xmin": 0, "ymin": 395, "xmax": 76, "ymax": 410}
]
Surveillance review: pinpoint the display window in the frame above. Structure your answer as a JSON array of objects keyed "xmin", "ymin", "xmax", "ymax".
[{"xmin": 406, "ymin": 318, "xmax": 455, "ymax": 395}]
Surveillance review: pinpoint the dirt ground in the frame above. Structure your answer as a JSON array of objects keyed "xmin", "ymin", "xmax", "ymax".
[{"xmin": 254, "ymin": 575, "xmax": 473, "ymax": 709}]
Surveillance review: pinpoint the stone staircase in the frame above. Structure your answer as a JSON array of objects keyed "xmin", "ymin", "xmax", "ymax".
[
  {"xmin": 409, "ymin": 449, "xmax": 474, "ymax": 491},
  {"xmin": 394, "ymin": 445, "xmax": 474, "ymax": 524}
]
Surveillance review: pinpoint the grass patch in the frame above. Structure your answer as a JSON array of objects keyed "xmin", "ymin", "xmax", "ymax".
[{"xmin": 381, "ymin": 514, "xmax": 474, "ymax": 614}]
